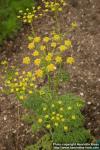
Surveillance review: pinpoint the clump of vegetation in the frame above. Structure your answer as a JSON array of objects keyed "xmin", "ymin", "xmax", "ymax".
[
  {"xmin": 0, "ymin": 0, "xmax": 36, "ymax": 44},
  {"xmin": 24, "ymin": 91, "xmax": 91, "ymax": 146},
  {"xmin": 25, "ymin": 134, "xmax": 53, "ymax": 150}
]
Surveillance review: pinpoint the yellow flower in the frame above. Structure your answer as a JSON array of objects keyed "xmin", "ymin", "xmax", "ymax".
[
  {"xmin": 58, "ymin": 101, "xmax": 62, "ymax": 104},
  {"xmin": 71, "ymin": 21, "xmax": 78, "ymax": 28},
  {"xmin": 32, "ymin": 76, "xmax": 36, "ymax": 81},
  {"xmin": 26, "ymin": 8, "xmax": 29, "ymax": 11},
  {"xmin": 30, "ymin": 83, "xmax": 34, "ymax": 87},
  {"xmin": 56, "ymin": 117, "xmax": 60, "ymax": 121},
  {"xmin": 22, "ymin": 87, "xmax": 26, "ymax": 91},
  {"xmin": 64, "ymin": 40, "xmax": 72, "ymax": 48},
  {"xmin": 57, "ymin": 114, "xmax": 60, "ymax": 117},
  {"xmin": 51, "ymin": 42, "xmax": 57, "ymax": 48},
  {"xmin": 51, "ymin": 116, "xmax": 55, "ymax": 120},
  {"xmin": 19, "ymin": 10, "xmax": 23, "ymax": 13},
  {"xmin": 43, "ymin": 107, "xmax": 47, "ymax": 111},
  {"xmin": 47, "ymin": 64, "xmax": 56, "ymax": 72},
  {"xmin": 23, "ymin": 19, "xmax": 27, "ymax": 23},
  {"xmin": 34, "ymin": 58, "xmax": 41, "ymax": 66},
  {"xmin": 45, "ymin": 53, "xmax": 52, "ymax": 62},
  {"xmin": 64, "ymin": 126, "xmax": 68, "ymax": 131},
  {"xmin": 34, "ymin": 36, "xmax": 41, "ymax": 43},
  {"xmin": 66, "ymin": 57, "xmax": 75, "ymax": 64},
  {"xmin": 53, "ymin": 34, "xmax": 60, "ymax": 41},
  {"xmin": 60, "ymin": 107, "xmax": 63, "ymax": 111},
  {"xmin": 38, "ymin": 118, "xmax": 43, "ymax": 123},
  {"xmin": 51, "ymin": 104, "xmax": 55, "ymax": 108},
  {"xmin": 15, "ymin": 72, "xmax": 19, "ymax": 76},
  {"xmin": 67, "ymin": 106, "xmax": 72, "ymax": 110},
  {"xmin": 17, "ymin": 16, "xmax": 21, "ymax": 19},
  {"xmin": 11, "ymin": 89, "xmax": 14, "ymax": 93},
  {"xmin": 60, "ymin": 115, "xmax": 63, "ymax": 118},
  {"xmin": 28, "ymin": 36, "xmax": 33, "ymax": 41},
  {"xmin": 39, "ymin": 90, "xmax": 45, "ymax": 95},
  {"xmin": 19, "ymin": 81, "xmax": 23, "ymax": 86},
  {"xmin": 32, "ymin": 50, "xmax": 39, "ymax": 56},
  {"xmin": 22, "ymin": 71, "xmax": 26, "ymax": 75},
  {"xmin": 44, "ymin": 9, "xmax": 49, "ymax": 12},
  {"xmin": 1, "ymin": 60, "xmax": 8, "ymax": 65},
  {"xmin": 40, "ymin": 45, "xmax": 46, "ymax": 51},
  {"xmin": 23, "ymin": 57, "xmax": 30, "ymax": 64},
  {"xmin": 16, "ymin": 88, "xmax": 19, "ymax": 92},
  {"xmin": 19, "ymin": 95, "xmax": 24, "ymax": 100},
  {"xmin": 28, "ymin": 42, "xmax": 35, "ymax": 50},
  {"xmin": 59, "ymin": 45, "xmax": 66, "ymax": 52},
  {"xmin": 58, "ymin": 7, "xmax": 62, "ymax": 11},
  {"xmin": 61, "ymin": 118, "xmax": 65, "ymax": 122},
  {"xmin": 35, "ymin": 69, "xmax": 43, "ymax": 78},
  {"xmin": 55, "ymin": 56, "xmax": 62, "ymax": 64},
  {"xmin": 71, "ymin": 115, "xmax": 76, "ymax": 120},
  {"xmin": 46, "ymin": 124, "xmax": 51, "ymax": 129},
  {"xmin": 45, "ymin": 115, "xmax": 49, "ymax": 119},
  {"xmin": 43, "ymin": 37, "xmax": 50, "ymax": 43},
  {"xmin": 27, "ymin": 71, "xmax": 32, "ymax": 77},
  {"xmin": 54, "ymin": 122, "xmax": 58, "ymax": 127},
  {"xmin": 52, "ymin": 112, "xmax": 56, "ymax": 115},
  {"xmin": 37, "ymin": 6, "xmax": 41, "ymax": 10},
  {"xmin": 29, "ymin": 90, "xmax": 32, "ymax": 94}
]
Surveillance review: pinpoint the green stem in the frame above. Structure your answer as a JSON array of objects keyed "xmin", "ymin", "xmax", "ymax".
[
  {"xmin": 55, "ymin": 63, "xmax": 62, "ymax": 95},
  {"xmin": 31, "ymin": 23, "xmax": 35, "ymax": 36},
  {"xmin": 47, "ymin": 74, "xmax": 51, "ymax": 90},
  {"xmin": 55, "ymin": 11, "xmax": 60, "ymax": 33}
]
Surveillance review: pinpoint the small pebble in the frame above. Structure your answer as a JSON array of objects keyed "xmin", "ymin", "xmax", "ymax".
[
  {"xmin": 93, "ymin": 107, "xmax": 96, "ymax": 110},
  {"xmin": 97, "ymin": 78, "xmax": 100, "ymax": 82},
  {"xmin": 12, "ymin": 130, "xmax": 16, "ymax": 133},
  {"xmin": 87, "ymin": 101, "xmax": 91, "ymax": 105},
  {"xmin": 88, "ymin": 122, "xmax": 91, "ymax": 126},
  {"xmin": 97, "ymin": 112, "xmax": 100, "ymax": 115},
  {"xmin": 21, "ymin": 123, "xmax": 24, "ymax": 126},
  {"xmin": 80, "ymin": 92, "xmax": 84, "ymax": 96},
  {"xmin": 4, "ymin": 116, "xmax": 7, "ymax": 121}
]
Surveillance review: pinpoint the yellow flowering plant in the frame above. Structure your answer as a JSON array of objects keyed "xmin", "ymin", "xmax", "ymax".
[
  {"xmin": 2, "ymin": 31, "xmax": 75, "ymax": 101},
  {"xmin": 25, "ymin": 33, "xmax": 74, "ymax": 93},
  {"xmin": 17, "ymin": 0, "xmax": 67, "ymax": 35},
  {"xmin": 0, "ymin": 1, "xmax": 92, "ymax": 148},
  {"xmin": 17, "ymin": 6, "xmax": 43, "ymax": 24}
]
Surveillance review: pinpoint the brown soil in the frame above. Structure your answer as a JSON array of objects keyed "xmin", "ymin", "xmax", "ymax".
[{"xmin": 0, "ymin": 0, "xmax": 100, "ymax": 149}]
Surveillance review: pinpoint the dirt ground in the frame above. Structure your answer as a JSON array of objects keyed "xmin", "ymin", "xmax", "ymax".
[{"xmin": 0, "ymin": 0, "xmax": 100, "ymax": 149}]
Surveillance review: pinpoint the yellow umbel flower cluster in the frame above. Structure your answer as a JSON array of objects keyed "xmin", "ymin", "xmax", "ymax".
[
  {"xmin": 66, "ymin": 57, "xmax": 75, "ymax": 64},
  {"xmin": 4, "ymin": 30, "xmax": 75, "ymax": 101},
  {"xmin": 35, "ymin": 69, "xmax": 43, "ymax": 78},
  {"xmin": 17, "ymin": 6, "xmax": 43, "ymax": 24},
  {"xmin": 34, "ymin": 36, "xmax": 41, "ymax": 43},
  {"xmin": 55, "ymin": 56, "xmax": 62, "ymax": 64},
  {"xmin": 23, "ymin": 57, "xmax": 30, "ymax": 64},
  {"xmin": 43, "ymin": 36, "xmax": 50, "ymax": 43},
  {"xmin": 28, "ymin": 42, "xmax": 35, "ymax": 50},
  {"xmin": 32, "ymin": 50, "xmax": 39, "ymax": 57},
  {"xmin": 47, "ymin": 64, "xmax": 56, "ymax": 72},
  {"xmin": 45, "ymin": 53, "xmax": 53, "ymax": 62},
  {"xmin": 59, "ymin": 45, "xmax": 66, "ymax": 52},
  {"xmin": 42, "ymin": 0, "xmax": 66, "ymax": 13},
  {"xmin": 34, "ymin": 59, "xmax": 41, "ymax": 66}
]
